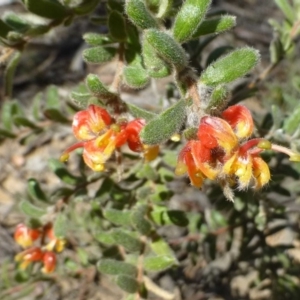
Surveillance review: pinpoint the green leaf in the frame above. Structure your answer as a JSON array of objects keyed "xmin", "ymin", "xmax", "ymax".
[
  {"xmin": 86, "ymin": 74, "xmax": 118, "ymax": 100},
  {"xmin": 192, "ymin": 15, "xmax": 236, "ymax": 38},
  {"xmin": 27, "ymin": 178, "xmax": 48, "ymax": 202},
  {"xmin": 83, "ymin": 46, "xmax": 116, "ymax": 64},
  {"xmin": 123, "ymin": 66, "xmax": 150, "ymax": 89},
  {"xmin": 95, "ymin": 231, "xmax": 115, "ymax": 245},
  {"xmin": 136, "ymin": 164, "xmax": 158, "ymax": 181},
  {"xmin": 98, "ymin": 259, "xmax": 137, "ymax": 276},
  {"xmin": 172, "ymin": 0, "xmax": 211, "ymax": 43},
  {"xmin": 48, "ymin": 158, "xmax": 82, "ymax": 185},
  {"xmin": 200, "ymin": 47, "xmax": 260, "ymax": 87},
  {"xmin": 205, "ymin": 46, "xmax": 233, "ymax": 67},
  {"xmin": 166, "ymin": 210, "xmax": 189, "ymax": 227},
  {"xmin": 71, "ymin": 91, "xmax": 90, "ymax": 108},
  {"xmin": 108, "ymin": 11, "xmax": 127, "ymax": 41},
  {"xmin": 103, "ymin": 209, "xmax": 132, "ymax": 226},
  {"xmin": 156, "ymin": 0, "xmax": 173, "ymax": 18},
  {"xmin": 43, "ymin": 108, "xmax": 70, "ymax": 123},
  {"xmin": 13, "ymin": 116, "xmax": 39, "ymax": 129},
  {"xmin": 126, "ymin": 102, "xmax": 157, "ymax": 121},
  {"xmin": 205, "ymin": 85, "xmax": 229, "ymax": 113},
  {"xmin": 145, "ymin": 29, "xmax": 187, "ymax": 71},
  {"xmin": 116, "ymin": 275, "xmax": 139, "ymax": 294},
  {"xmin": 131, "ymin": 206, "xmax": 152, "ymax": 235},
  {"xmin": 274, "ymin": 0, "xmax": 296, "ymax": 24},
  {"xmin": 46, "ymin": 85, "xmax": 59, "ymax": 108},
  {"xmin": 4, "ymin": 50, "xmax": 21, "ymax": 98},
  {"xmin": 140, "ymin": 99, "xmax": 185, "ymax": 144},
  {"xmin": 111, "ymin": 229, "xmax": 142, "ymax": 252},
  {"xmin": 0, "ymin": 128, "xmax": 16, "ymax": 138},
  {"xmin": 283, "ymin": 104, "xmax": 300, "ymax": 134},
  {"xmin": 83, "ymin": 33, "xmax": 113, "ymax": 46},
  {"xmin": 150, "ymin": 236, "xmax": 176, "ymax": 258},
  {"xmin": 3, "ymin": 13, "xmax": 30, "ymax": 33},
  {"xmin": 144, "ymin": 255, "xmax": 176, "ymax": 272},
  {"xmin": 125, "ymin": 0, "xmax": 159, "ymax": 29},
  {"xmin": 73, "ymin": 0, "xmax": 100, "ymax": 15},
  {"xmin": 107, "ymin": 0, "xmax": 124, "ymax": 12},
  {"xmin": 270, "ymin": 37, "xmax": 284, "ymax": 64},
  {"xmin": 271, "ymin": 104, "xmax": 283, "ymax": 129},
  {"xmin": 142, "ymin": 39, "xmax": 172, "ymax": 78},
  {"xmin": 19, "ymin": 200, "xmax": 46, "ymax": 218},
  {"xmin": 150, "ymin": 207, "xmax": 188, "ymax": 226},
  {"xmin": 0, "ymin": 20, "xmax": 12, "ymax": 38},
  {"xmin": 24, "ymin": 0, "xmax": 68, "ymax": 19},
  {"xmin": 53, "ymin": 213, "xmax": 67, "ymax": 238},
  {"xmin": 32, "ymin": 92, "xmax": 43, "ymax": 120},
  {"xmin": 1, "ymin": 102, "xmax": 14, "ymax": 131}
]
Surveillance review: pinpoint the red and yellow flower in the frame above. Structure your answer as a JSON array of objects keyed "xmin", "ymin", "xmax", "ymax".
[
  {"xmin": 14, "ymin": 223, "xmax": 40, "ymax": 249},
  {"xmin": 61, "ymin": 105, "xmax": 159, "ymax": 171},
  {"xmin": 176, "ymin": 104, "xmax": 299, "ymax": 200},
  {"xmin": 14, "ymin": 223, "xmax": 65, "ymax": 274}
]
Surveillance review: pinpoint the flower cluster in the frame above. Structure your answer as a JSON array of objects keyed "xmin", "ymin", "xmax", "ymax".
[
  {"xmin": 176, "ymin": 105, "xmax": 300, "ymax": 200},
  {"xmin": 61, "ymin": 105, "xmax": 159, "ymax": 171},
  {"xmin": 14, "ymin": 223, "xmax": 65, "ymax": 273}
]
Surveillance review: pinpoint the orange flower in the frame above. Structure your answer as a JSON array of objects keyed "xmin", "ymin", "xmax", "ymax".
[
  {"xmin": 62, "ymin": 107, "xmax": 159, "ymax": 171},
  {"xmin": 41, "ymin": 251, "xmax": 57, "ymax": 274},
  {"xmin": 14, "ymin": 224, "xmax": 40, "ymax": 249},
  {"xmin": 45, "ymin": 225, "xmax": 66, "ymax": 253},
  {"xmin": 15, "ymin": 247, "xmax": 43, "ymax": 270},
  {"xmin": 176, "ymin": 105, "xmax": 299, "ymax": 200}
]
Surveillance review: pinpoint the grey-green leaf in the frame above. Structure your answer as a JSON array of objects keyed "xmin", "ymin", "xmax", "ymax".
[
  {"xmin": 125, "ymin": 0, "xmax": 159, "ymax": 29},
  {"xmin": 19, "ymin": 200, "xmax": 46, "ymax": 218},
  {"xmin": 53, "ymin": 213, "xmax": 67, "ymax": 238},
  {"xmin": 200, "ymin": 47, "xmax": 260, "ymax": 87},
  {"xmin": 24, "ymin": 0, "xmax": 68, "ymax": 19},
  {"xmin": 48, "ymin": 159, "xmax": 82, "ymax": 185},
  {"xmin": 126, "ymin": 102, "xmax": 157, "ymax": 121},
  {"xmin": 111, "ymin": 229, "xmax": 142, "ymax": 252},
  {"xmin": 108, "ymin": 11, "xmax": 127, "ymax": 41},
  {"xmin": 140, "ymin": 99, "xmax": 185, "ymax": 145},
  {"xmin": 86, "ymin": 74, "xmax": 118, "ymax": 100},
  {"xmin": 144, "ymin": 29, "xmax": 187, "ymax": 71},
  {"xmin": 123, "ymin": 66, "xmax": 150, "ymax": 89},
  {"xmin": 142, "ymin": 38, "xmax": 172, "ymax": 78},
  {"xmin": 172, "ymin": 0, "xmax": 211, "ymax": 43},
  {"xmin": 83, "ymin": 46, "xmax": 116, "ymax": 64},
  {"xmin": 192, "ymin": 15, "xmax": 236, "ymax": 38},
  {"xmin": 103, "ymin": 209, "xmax": 132, "ymax": 226},
  {"xmin": 98, "ymin": 259, "xmax": 137, "ymax": 276},
  {"xmin": 283, "ymin": 104, "xmax": 300, "ymax": 134},
  {"xmin": 274, "ymin": 0, "xmax": 296, "ymax": 24},
  {"xmin": 27, "ymin": 178, "xmax": 48, "ymax": 202},
  {"xmin": 144, "ymin": 255, "xmax": 176, "ymax": 272},
  {"xmin": 83, "ymin": 33, "xmax": 113, "ymax": 46},
  {"xmin": 116, "ymin": 275, "xmax": 139, "ymax": 294}
]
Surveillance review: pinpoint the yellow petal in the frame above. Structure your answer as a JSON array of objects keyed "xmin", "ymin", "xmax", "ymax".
[{"xmin": 252, "ymin": 156, "xmax": 270, "ymax": 189}]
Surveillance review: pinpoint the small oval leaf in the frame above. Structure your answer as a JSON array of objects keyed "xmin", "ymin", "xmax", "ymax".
[
  {"xmin": 140, "ymin": 99, "xmax": 186, "ymax": 145},
  {"xmin": 200, "ymin": 47, "xmax": 260, "ymax": 87},
  {"xmin": 172, "ymin": 0, "xmax": 212, "ymax": 43},
  {"xmin": 98, "ymin": 259, "xmax": 137, "ymax": 276},
  {"xmin": 83, "ymin": 46, "xmax": 116, "ymax": 64},
  {"xmin": 19, "ymin": 200, "xmax": 46, "ymax": 218}
]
